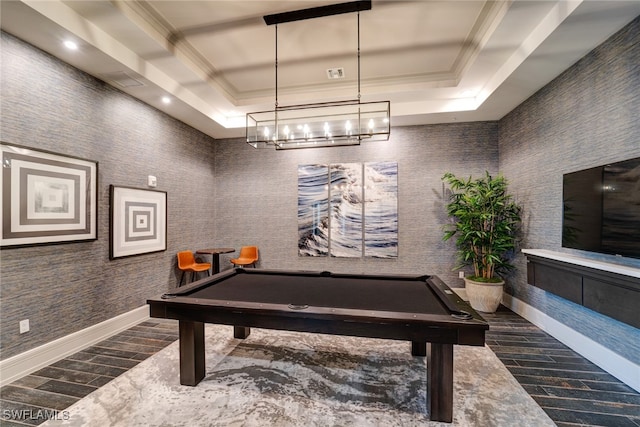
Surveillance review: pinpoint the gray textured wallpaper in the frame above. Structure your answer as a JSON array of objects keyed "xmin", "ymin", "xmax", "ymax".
[
  {"xmin": 211, "ymin": 122, "xmax": 497, "ymax": 278},
  {"xmin": 0, "ymin": 32, "xmax": 220, "ymax": 358},
  {"xmin": 498, "ymin": 17, "xmax": 640, "ymax": 363},
  {"xmin": 1, "ymin": 15, "xmax": 638, "ymax": 368}
]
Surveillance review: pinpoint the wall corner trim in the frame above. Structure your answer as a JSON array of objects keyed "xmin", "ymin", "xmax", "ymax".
[
  {"xmin": 502, "ymin": 293, "xmax": 640, "ymax": 393},
  {"xmin": 0, "ymin": 306, "xmax": 150, "ymax": 387}
]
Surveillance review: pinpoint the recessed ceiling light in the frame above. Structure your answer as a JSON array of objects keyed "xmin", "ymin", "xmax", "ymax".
[
  {"xmin": 162, "ymin": 96, "xmax": 171, "ymax": 104},
  {"xmin": 63, "ymin": 40, "xmax": 78, "ymax": 50}
]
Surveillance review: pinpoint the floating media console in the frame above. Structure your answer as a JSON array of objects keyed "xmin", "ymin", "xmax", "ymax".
[{"xmin": 522, "ymin": 249, "xmax": 640, "ymax": 328}]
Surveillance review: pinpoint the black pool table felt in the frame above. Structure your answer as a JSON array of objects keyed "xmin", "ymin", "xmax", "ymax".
[{"xmin": 184, "ymin": 272, "xmax": 449, "ymax": 315}]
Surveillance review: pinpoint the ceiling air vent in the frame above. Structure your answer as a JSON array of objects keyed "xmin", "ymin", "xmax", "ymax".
[
  {"xmin": 101, "ymin": 71, "xmax": 145, "ymax": 88},
  {"xmin": 326, "ymin": 68, "xmax": 345, "ymax": 79}
]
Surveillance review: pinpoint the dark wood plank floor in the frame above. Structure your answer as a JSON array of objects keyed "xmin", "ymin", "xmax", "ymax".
[
  {"xmin": 484, "ymin": 307, "xmax": 640, "ymax": 427},
  {"xmin": 0, "ymin": 319, "xmax": 179, "ymax": 426},
  {"xmin": 1, "ymin": 308, "xmax": 639, "ymax": 426}
]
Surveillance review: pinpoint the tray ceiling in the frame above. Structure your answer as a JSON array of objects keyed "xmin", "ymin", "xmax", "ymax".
[{"xmin": 2, "ymin": 1, "xmax": 639, "ymax": 139}]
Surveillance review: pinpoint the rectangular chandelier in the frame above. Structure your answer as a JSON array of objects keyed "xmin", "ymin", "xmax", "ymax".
[
  {"xmin": 245, "ymin": 1, "xmax": 389, "ymax": 150},
  {"xmin": 246, "ymin": 100, "xmax": 390, "ymax": 149}
]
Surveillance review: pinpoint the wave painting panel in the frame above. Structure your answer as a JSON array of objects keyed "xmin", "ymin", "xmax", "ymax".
[
  {"xmin": 298, "ymin": 164, "xmax": 329, "ymax": 256},
  {"xmin": 330, "ymin": 163, "xmax": 363, "ymax": 258},
  {"xmin": 365, "ymin": 161, "xmax": 398, "ymax": 258}
]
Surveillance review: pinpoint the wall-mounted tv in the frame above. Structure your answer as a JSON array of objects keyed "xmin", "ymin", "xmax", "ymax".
[{"xmin": 562, "ymin": 157, "xmax": 640, "ymax": 259}]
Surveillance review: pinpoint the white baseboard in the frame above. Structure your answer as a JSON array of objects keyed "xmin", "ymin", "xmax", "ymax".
[
  {"xmin": 502, "ymin": 293, "xmax": 640, "ymax": 393},
  {"xmin": 0, "ymin": 305, "xmax": 149, "ymax": 387}
]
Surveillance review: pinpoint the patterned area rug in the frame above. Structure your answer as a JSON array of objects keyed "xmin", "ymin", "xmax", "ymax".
[{"xmin": 42, "ymin": 325, "xmax": 554, "ymax": 426}]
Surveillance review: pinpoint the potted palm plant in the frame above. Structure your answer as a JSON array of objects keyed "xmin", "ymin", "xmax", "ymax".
[{"xmin": 442, "ymin": 171, "xmax": 522, "ymax": 313}]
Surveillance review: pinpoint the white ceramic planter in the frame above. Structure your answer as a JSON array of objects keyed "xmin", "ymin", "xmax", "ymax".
[{"xmin": 464, "ymin": 277, "xmax": 505, "ymax": 313}]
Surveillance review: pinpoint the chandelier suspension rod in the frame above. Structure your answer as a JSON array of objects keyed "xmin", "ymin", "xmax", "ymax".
[
  {"xmin": 357, "ymin": 11, "xmax": 361, "ymax": 101},
  {"xmin": 274, "ymin": 14, "xmax": 361, "ymax": 109},
  {"xmin": 274, "ymin": 24, "xmax": 279, "ymax": 142},
  {"xmin": 275, "ymin": 24, "xmax": 278, "ymax": 109}
]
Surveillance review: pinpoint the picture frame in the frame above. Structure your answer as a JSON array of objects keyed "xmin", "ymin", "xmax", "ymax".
[
  {"xmin": 110, "ymin": 185, "xmax": 167, "ymax": 259},
  {"xmin": 1, "ymin": 142, "xmax": 98, "ymax": 247}
]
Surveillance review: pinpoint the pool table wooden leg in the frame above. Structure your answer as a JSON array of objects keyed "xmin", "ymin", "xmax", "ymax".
[
  {"xmin": 179, "ymin": 321, "xmax": 205, "ymax": 386},
  {"xmin": 411, "ymin": 341, "xmax": 426, "ymax": 356},
  {"xmin": 233, "ymin": 326, "xmax": 251, "ymax": 339},
  {"xmin": 427, "ymin": 342, "xmax": 454, "ymax": 423}
]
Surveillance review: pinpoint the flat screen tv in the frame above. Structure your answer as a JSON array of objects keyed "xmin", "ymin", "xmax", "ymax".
[{"xmin": 562, "ymin": 157, "xmax": 640, "ymax": 259}]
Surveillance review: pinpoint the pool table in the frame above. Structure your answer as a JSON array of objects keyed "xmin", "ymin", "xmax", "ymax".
[{"xmin": 147, "ymin": 268, "xmax": 488, "ymax": 422}]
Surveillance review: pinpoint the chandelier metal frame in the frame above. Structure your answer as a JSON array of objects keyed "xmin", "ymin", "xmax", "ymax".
[{"xmin": 245, "ymin": 0, "xmax": 390, "ymax": 150}]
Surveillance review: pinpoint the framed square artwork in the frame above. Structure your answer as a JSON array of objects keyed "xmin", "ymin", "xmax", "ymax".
[
  {"xmin": 110, "ymin": 185, "xmax": 167, "ymax": 259},
  {"xmin": 1, "ymin": 142, "xmax": 98, "ymax": 247}
]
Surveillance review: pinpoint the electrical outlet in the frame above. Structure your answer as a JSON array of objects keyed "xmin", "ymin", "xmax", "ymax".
[
  {"xmin": 458, "ymin": 271, "xmax": 465, "ymax": 279},
  {"xmin": 19, "ymin": 319, "xmax": 29, "ymax": 334}
]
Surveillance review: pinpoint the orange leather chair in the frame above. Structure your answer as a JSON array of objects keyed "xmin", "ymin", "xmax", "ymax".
[
  {"xmin": 177, "ymin": 250, "xmax": 211, "ymax": 286},
  {"xmin": 230, "ymin": 246, "xmax": 259, "ymax": 268}
]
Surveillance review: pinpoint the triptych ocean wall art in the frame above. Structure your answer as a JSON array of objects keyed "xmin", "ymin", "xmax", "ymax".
[{"xmin": 298, "ymin": 162, "xmax": 398, "ymax": 258}]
